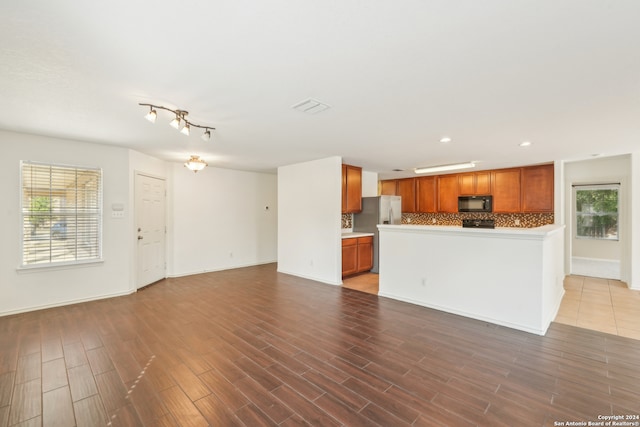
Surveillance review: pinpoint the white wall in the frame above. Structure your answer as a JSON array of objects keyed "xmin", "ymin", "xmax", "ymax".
[
  {"xmin": 362, "ymin": 170, "xmax": 378, "ymax": 197},
  {"xmin": 564, "ymin": 155, "xmax": 630, "ymax": 280},
  {"xmin": 0, "ymin": 131, "xmax": 134, "ymax": 316},
  {"xmin": 630, "ymin": 152, "xmax": 640, "ymax": 289},
  {"xmin": 278, "ymin": 157, "xmax": 342, "ymax": 285},
  {"xmin": 169, "ymin": 163, "xmax": 277, "ymax": 276}
]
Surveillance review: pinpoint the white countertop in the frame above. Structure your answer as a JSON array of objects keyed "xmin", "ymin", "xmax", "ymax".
[
  {"xmin": 341, "ymin": 232, "xmax": 375, "ymax": 239},
  {"xmin": 377, "ymin": 223, "xmax": 564, "ymax": 240}
]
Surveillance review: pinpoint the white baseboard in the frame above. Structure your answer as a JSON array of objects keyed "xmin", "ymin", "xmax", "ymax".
[
  {"xmin": 571, "ymin": 257, "xmax": 620, "ymax": 280},
  {"xmin": 0, "ymin": 289, "xmax": 136, "ymax": 318},
  {"xmin": 167, "ymin": 260, "xmax": 277, "ymax": 278}
]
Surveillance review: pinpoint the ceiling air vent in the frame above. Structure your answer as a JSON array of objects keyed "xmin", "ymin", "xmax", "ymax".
[{"xmin": 291, "ymin": 98, "xmax": 331, "ymax": 114}]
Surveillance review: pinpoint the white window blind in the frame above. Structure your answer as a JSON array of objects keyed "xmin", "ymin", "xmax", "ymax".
[{"xmin": 21, "ymin": 161, "xmax": 103, "ymax": 267}]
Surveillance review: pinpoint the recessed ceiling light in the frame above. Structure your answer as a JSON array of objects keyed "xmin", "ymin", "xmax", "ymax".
[
  {"xmin": 439, "ymin": 137, "xmax": 452, "ymax": 144},
  {"xmin": 519, "ymin": 141, "xmax": 532, "ymax": 147}
]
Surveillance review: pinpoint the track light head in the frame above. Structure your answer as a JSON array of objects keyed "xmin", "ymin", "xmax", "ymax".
[
  {"xmin": 145, "ymin": 108, "xmax": 157, "ymax": 123},
  {"xmin": 201, "ymin": 129, "xmax": 211, "ymax": 141},
  {"xmin": 181, "ymin": 123, "xmax": 190, "ymax": 136},
  {"xmin": 169, "ymin": 115, "xmax": 181, "ymax": 130}
]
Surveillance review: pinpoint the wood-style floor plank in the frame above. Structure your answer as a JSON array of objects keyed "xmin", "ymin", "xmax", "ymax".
[
  {"xmin": 42, "ymin": 386, "xmax": 74, "ymax": 427},
  {"xmin": 0, "ymin": 263, "xmax": 639, "ymax": 426}
]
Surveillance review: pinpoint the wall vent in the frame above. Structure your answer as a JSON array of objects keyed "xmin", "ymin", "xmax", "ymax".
[{"xmin": 291, "ymin": 98, "xmax": 331, "ymax": 114}]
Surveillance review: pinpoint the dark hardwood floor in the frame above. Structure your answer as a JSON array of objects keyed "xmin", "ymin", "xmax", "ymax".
[{"xmin": 1, "ymin": 263, "xmax": 639, "ymax": 426}]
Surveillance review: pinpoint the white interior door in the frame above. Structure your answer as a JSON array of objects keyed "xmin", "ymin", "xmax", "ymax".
[{"xmin": 135, "ymin": 173, "xmax": 166, "ymax": 288}]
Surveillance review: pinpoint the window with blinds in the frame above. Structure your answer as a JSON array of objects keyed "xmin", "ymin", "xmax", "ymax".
[{"xmin": 21, "ymin": 161, "xmax": 103, "ymax": 267}]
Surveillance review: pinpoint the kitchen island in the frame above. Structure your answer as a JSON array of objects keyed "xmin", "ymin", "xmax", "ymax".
[{"xmin": 378, "ymin": 224, "xmax": 565, "ymax": 335}]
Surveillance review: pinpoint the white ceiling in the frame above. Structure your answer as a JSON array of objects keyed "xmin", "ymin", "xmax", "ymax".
[{"xmin": 1, "ymin": 1, "xmax": 639, "ymax": 179}]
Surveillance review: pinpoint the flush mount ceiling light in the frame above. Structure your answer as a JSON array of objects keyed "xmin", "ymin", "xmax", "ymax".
[
  {"xmin": 139, "ymin": 103, "xmax": 215, "ymax": 140},
  {"xmin": 414, "ymin": 162, "xmax": 476, "ymax": 174},
  {"xmin": 184, "ymin": 155, "xmax": 207, "ymax": 173},
  {"xmin": 519, "ymin": 141, "xmax": 532, "ymax": 147},
  {"xmin": 439, "ymin": 137, "xmax": 452, "ymax": 144}
]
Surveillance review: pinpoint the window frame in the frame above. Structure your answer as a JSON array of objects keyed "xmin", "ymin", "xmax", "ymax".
[
  {"xmin": 573, "ymin": 183, "xmax": 620, "ymax": 242},
  {"xmin": 19, "ymin": 160, "xmax": 104, "ymax": 269}
]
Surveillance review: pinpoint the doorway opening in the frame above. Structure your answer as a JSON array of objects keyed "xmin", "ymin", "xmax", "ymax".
[{"xmin": 570, "ymin": 183, "xmax": 621, "ymax": 280}]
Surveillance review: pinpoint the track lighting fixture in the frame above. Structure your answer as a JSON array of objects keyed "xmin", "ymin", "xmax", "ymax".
[{"xmin": 139, "ymin": 103, "xmax": 215, "ymax": 140}]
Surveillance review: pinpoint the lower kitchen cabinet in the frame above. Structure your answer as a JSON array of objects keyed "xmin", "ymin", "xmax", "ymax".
[
  {"xmin": 356, "ymin": 236, "xmax": 373, "ymax": 272},
  {"xmin": 342, "ymin": 236, "xmax": 373, "ymax": 277}
]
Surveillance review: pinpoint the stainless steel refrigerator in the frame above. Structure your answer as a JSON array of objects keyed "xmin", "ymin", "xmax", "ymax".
[{"xmin": 352, "ymin": 195, "xmax": 402, "ymax": 273}]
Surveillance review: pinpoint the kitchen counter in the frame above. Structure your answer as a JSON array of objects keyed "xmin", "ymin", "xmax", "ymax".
[
  {"xmin": 377, "ymin": 223, "xmax": 565, "ymax": 335},
  {"xmin": 341, "ymin": 232, "xmax": 374, "ymax": 239},
  {"xmin": 377, "ymin": 223, "xmax": 563, "ymax": 239}
]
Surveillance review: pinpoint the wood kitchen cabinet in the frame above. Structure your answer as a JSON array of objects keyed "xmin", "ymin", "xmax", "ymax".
[
  {"xmin": 341, "ymin": 238, "xmax": 358, "ymax": 277},
  {"xmin": 416, "ymin": 176, "xmax": 437, "ymax": 213},
  {"xmin": 356, "ymin": 236, "xmax": 373, "ymax": 272},
  {"xmin": 437, "ymin": 174, "xmax": 459, "ymax": 213},
  {"xmin": 459, "ymin": 172, "xmax": 491, "ymax": 195},
  {"xmin": 522, "ymin": 164, "xmax": 554, "ymax": 212},
  {"xmin": 492, "ymin": 168, "xmax": 521, "ymax": 213},
  {"xmin": 396, "ymin": 178, "xmax": 417, "ymax": 213},
  {"xmin": 342, "ymin": 164, "xmax": 362, "ymax": 213},
  {"xmin": 380, "ymin": 179, "xmax": 397, "ymax": 196},
  {"xmin": 342, "ymin": 236, "xmax": 373, "ymax": 277}
]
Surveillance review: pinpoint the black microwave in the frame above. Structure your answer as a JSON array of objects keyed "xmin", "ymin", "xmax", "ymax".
[{"xmin": 458, "ymin": 195, "xmax": 492, "ymax": 213}]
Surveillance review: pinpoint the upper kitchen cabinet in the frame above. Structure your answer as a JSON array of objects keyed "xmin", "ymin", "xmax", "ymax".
[
  {"xmin": 416, "ymin": 176, "xmax": 437, "ymax": 213},
  {"xmin": 458, "ymin": 172, "xmax": 491, "ymax": 195},
  {"xmin": 492, "ymin": 168, "xmax": 521, "ymax": 213},
  {"xmin": 522, "ymin": 164, "xmax": 554, "ymax": 212},
  {"xmin": 437, "ymin": 174, "xmax": 459, "ymax": 213},
  {"xmin": 342, "ymin": 164, "xmax": 362, "ymax": 213},
  {"xmin": 396, "ymin": 178, "xmax": 417, "ymax": 213},
  {"xmin": 380, "ymin": 179, "xmax": 397, "ymax": 196}
]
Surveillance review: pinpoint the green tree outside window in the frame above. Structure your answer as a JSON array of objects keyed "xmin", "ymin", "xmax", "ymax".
[{"xmin": 575, "ymin": 186, "xmax": 618, "ymax": 240}]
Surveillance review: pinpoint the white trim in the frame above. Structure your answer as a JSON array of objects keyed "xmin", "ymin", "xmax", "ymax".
[
  {"xmin": 16, "ymin": 258, "xmax": 104, "ymax": 272},
  {"xmin": 571, "ymin": 256, "xmax": 621, "ymax": 280},
  {"xmin": 0, "ymin": 289, "xmax": 136, "ymax": 318},
  {"xmin": 168, "ymin": 260, "xmax": 277, "ymax": 278},
  {"xmin": 378, "ymin": 291, "xmax": 552, "ymax": 336}
]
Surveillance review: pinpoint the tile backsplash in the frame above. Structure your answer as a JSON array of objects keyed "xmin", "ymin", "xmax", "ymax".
[
  {"xmin": 342, "ymin": 212, "xmax": 553, "ymax": 229},
  {"xmin": 342, "ymin": 213, "xmax": 353, "ymax": 229}
]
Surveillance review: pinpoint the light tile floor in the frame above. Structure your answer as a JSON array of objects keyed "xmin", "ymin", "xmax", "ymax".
[{"xmin": 554, "ymin": 275, "xmax": 640, "ymax": 339}]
